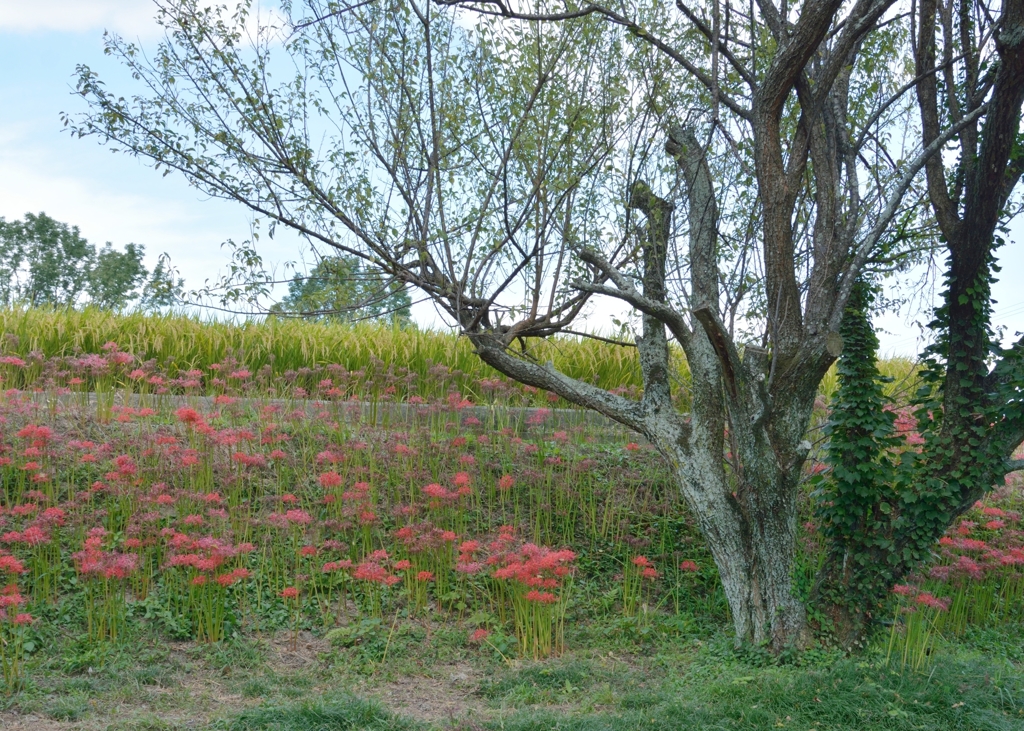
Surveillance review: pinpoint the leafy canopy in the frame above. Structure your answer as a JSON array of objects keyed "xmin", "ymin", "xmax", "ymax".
[{"xmin": 0, "ymin": 212, "xmax": 183, "ymax": 311}]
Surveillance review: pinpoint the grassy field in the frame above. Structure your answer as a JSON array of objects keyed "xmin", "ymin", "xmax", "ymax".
[
  {"xmin": 0, "ymin": 310, "xmax": 1017, "ymax": 730},
  {"xmin": 0, "ymin": 306, "xmax": 919, "ymax": 405},
  {"xmin": 0, "ymin": 307, "xmax": 656, "ymax": 401}
]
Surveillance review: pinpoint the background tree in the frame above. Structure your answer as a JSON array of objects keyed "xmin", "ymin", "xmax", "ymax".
[
  {"xmin": 66, "ymin": 0, "xmax": 1023, "ymax": 649},
  {"xmin": 140, "ymin": 253, "xmax": 186, "ymax": 310},
  {"xmin": 0, "ymin": 212, "xmax": 94, "ymax": 306},
  {"xmin": 815, "ymin": 0, "xmax": 1024, "ymax": 641},
  {"xmin": 0, "ymin": 212, "xmax": 182, "ymax": 311},
  {"xmin": 270, "ymin": 255, "xmax": 412, "ymax": 324},
  {"xmin": 88, "ymin": 242, "xmax": 148, "ymax": 310}
]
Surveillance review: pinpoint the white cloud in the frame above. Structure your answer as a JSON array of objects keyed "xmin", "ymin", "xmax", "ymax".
[
  {"xmin": 0, "ymin": 118, "xmax": 307, "ymax": 306},
  {"xmin": 0, "ymin": 0, "xmax": 161, "ymax": 37},
  {"xmin": 0, "ymin": 1, "xmax": 286, "ymax": 40}
]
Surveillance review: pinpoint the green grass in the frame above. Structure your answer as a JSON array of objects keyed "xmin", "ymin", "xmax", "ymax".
[
  {"xmin": 214, "ymin": 695, "xmax": 422, "ymax": 731},
  {"xmin": 207, "ymin": 648, "xmax": 1024, "ymax": 731},
  {"xmin": 7, "ymin": 590, "xmax": 1023, "ymax": 731}
]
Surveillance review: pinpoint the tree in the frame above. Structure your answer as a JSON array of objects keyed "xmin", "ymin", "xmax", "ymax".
[
  {"xmin": 89, "ymin": 242, "xmax": 148, "ymax": 310},
  {"xmin": 0, "ymin": 212, "xmax": 94, "ymax": 306},
  {"xmin": 66, "ymin": 0, "xmax": 1024, "ymax": 649},
  {"xmin": 140, "ymin": 253, "xmax": 186, "ymax": 310},
  {"xmin": 815, "ymin": 0, "xmax": 1024, "ymax": 641},
  {"xmin": 0, "ymin": 212, "xmax": 182, "ymax": 311},
  {"xmin": 270, "ymin": 255, "xmax": 412, "ymax": 323}
]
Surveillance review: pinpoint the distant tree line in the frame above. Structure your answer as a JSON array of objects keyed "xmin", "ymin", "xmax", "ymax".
[
  {"xmin": 0, "ymin": 212, "xmax": 410, "ymax": 322},
  {"xmin": 0, "ymin": 212, "xmax": 181, "ymax": 310}
]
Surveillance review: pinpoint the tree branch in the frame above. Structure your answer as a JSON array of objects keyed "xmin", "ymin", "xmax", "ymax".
[
  {"xmin": 431, "ymin": 0, "xmax": 753, "ymax": 119},
  {"xmin": 834, "ymin": 102, "xmax": 989, "ymax": 327}
]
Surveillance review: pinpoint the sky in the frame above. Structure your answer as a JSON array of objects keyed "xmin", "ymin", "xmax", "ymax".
[{"xmin": 1, "ymin": 0, "xmax": 1024, "ymax": 356}]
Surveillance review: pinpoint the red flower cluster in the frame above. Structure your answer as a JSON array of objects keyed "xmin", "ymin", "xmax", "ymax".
[
  {"xmin": 74, "ymin": 529, "xmax": 139, "ymax": 580},
  {"xmin": 491, "ymin": 538, "xmax": 575, "ymax": 602}
]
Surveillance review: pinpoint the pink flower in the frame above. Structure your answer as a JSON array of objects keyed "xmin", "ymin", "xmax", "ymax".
[
  {"xmin": 524, "ymin": 590, "xmax": 558, "ymax": 604},
  {"xmin": 469, "ymin": 628, "xmax": 490, "ymax": 643},
  {"xmin": 175, "ymin": 407, "xmax": 203, "ymax": 425},
  {"xmin": 679, "ymin": 560, "xmax": 699, "ymax": 573},
  {"xmin": 284, "ymin": 510, "xmax": 313, "ymax": 526},
  {"xmin": 319, "ymin": 471, "xmax": 343, "ymax": 488},
  {"xmin": 914, "ymin": 592, "xmax": 950, "ymax": 611},
  {"xmin": 280, "ymin": 586, "xmax": 299, "ymax": 599}
]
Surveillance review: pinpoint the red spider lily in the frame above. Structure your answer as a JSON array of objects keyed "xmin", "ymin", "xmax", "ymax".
[
  {"xmin": 319, "ymin": 471, "xmax": 343, "ymax": 488},
  {"xmin": 353, "ymin": 561, "xmax": 394, "ymax": 584},
  {"xmin": 39, "ymin": 507, "xmax": 65, "ymax": 525},
  {"xmin": 74, "ymin": 544, "xmax": 139, "ymax": 580},
  {"xmin": 492, "ymin": 543, "xmax": 576, "ymax": 589},
  {"xmin": 679, "ymin": 560, "xmax": 699, "ymax": 572},
  {"xmin": 951, "ymin": 538, "xmax": 989, "ymax": 551},
  {"xmin": 524, "ymin": 590, "xmax": 558, "ymax": 604},
  {"xmin": 2, "ymin": 526, "xmax": 49, "ymax": 546},
  {"xmin": 232, "ymin": 452, "xmax": 267, "ymax": 467},
  {"xmin": 0, "ymin": 555, "xmax": 25, "ymax": 575},
  {"xmin": 175, "ymin": 407, "xmax": 204, "ymax": 425},
  {"xmin": 914, "ymin": 592, "xmax": 950, "ymax": 611},
  {"xmin": 0, "ymin": 591, "xmax": 26, "ymax": 610},
  {"xmin": 268, "ymin": 509, "xmax": 312, "ymax": 527}
]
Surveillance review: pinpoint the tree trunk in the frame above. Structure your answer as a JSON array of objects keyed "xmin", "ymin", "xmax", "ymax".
[{"xmin": 658, "ymin": 438, "xmax": 808, "ymax": 649}]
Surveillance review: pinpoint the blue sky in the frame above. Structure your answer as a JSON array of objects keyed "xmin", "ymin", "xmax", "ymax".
[
  {"xmin": 1, "ymin": 0, "xmax": 1023, "ymax": 355},
  {"xmin": 0, "ymin": 1, "xmax": 304, "ymax": 310}
]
